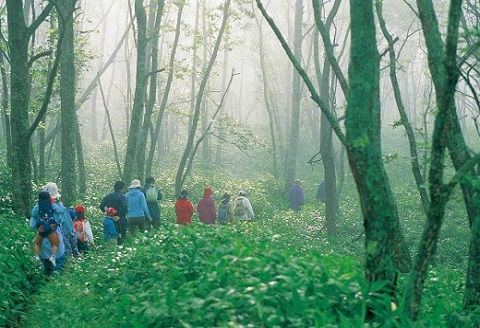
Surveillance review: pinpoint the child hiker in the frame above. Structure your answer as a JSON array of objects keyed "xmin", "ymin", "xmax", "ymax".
[
  {"xmin": 73, "ymin": 205, "xmax": 95, "ymax": 254},
  {"xmin": 103, "ymin": 207, "xmax": 121, "ymax": 248}
]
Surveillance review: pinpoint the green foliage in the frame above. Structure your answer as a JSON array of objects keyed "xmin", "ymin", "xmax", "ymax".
[
  {"xmin": 0, "ymin": 214, "xmax": 43, "ymax": 327},
  {"xmin": 0, "ymin": 161, "xmax": 14, "ymax": 215},
  {"xmin": 21, "ymin": 223, "xmax": 370, "ymax": 327},
  {"xmin": 0, "ymin": 140, "xmax": 475, "ymax": 326}
]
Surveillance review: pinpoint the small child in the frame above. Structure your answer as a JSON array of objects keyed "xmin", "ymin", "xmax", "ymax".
[
  {"xmin": 73, "ymin": 205, "xmax": 95, "ymax": 253},
  {"xmin": 33, "ymin": 191, "xmax": 61, "ymax": 267},
  {"xmin": 103, "ymin": 207, "xmax": 121, "ymax": 248}
]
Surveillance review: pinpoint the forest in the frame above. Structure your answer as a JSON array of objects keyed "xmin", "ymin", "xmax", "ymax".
[{"xmin": 1, "ymin": 0, "xmax": 479, "ymax": 326}]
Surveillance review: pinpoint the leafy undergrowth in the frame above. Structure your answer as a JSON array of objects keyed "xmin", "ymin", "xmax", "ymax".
[
  {"xmin": 0, "ymin": 213, "xmax": 43, "ymax": 328},
  {"xmin": 21, "ymin": 222, "xmax": 379, "ymax": 327},
  {"xmin": 17, "ymin": 212, "xmax": 472, "ymax": 327},
  {"xmin": 1, "ymin": 160, "xmax": 476, "ymax": 327}
]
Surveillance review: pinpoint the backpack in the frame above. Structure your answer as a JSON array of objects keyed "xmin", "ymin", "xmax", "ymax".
[
  {"xmin": 234, "ymin": 197, "xmax": 247, "ymax": 216},
  {"xmin": 146, "ymin": 187, "xmax": 158, "ymax": 202},
  {"xmin": 217, "ymin": 207, "xmax": 228, "ymax": 224},
  {"xmin": 74, "ymin": 219, "xmax": 86, "ymax": 242},
  {"xmin": 38, "ymin": 202, "xmax": 56, "ymax": 236}
]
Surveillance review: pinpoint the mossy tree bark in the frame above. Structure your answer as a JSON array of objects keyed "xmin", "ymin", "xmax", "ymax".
[
  {"xmin": 347, "ymin": 1, "xmax": 398, "ymax": 319},
  {"xmin": 58, "ymin": 0, "xmax": 78, "ymax": 208},
  {"xmin": 6, "ymin": 1, "xmax": 53, "ymax": 216}
]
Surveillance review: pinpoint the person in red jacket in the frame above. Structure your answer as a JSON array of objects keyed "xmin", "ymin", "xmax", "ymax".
[
  {"xmin": 175, "ymin": 189, "xmax": 195, "ymax": 225},
  {"xmin": 196, "ymin": 187, "xmax": 216, "ymax": 225}
]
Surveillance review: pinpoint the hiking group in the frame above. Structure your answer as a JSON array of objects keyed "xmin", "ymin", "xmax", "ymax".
[
  {"xmin": 31, "ymin": 177, "xmax": 325, "ymax": 275},
  {"xmin": 30, "ymin": 178, "xmax": 255, "ymax": 276}
]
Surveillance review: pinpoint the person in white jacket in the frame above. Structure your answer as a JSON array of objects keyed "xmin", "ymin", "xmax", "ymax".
[{"xmin": 233, "ymin": 191, "xmax": 255, "ymax": 221}]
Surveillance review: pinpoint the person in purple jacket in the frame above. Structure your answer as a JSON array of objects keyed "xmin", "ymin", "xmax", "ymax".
[{"xmin": 289, "ymin": 179, "xmax": 305, "ymax": 211}]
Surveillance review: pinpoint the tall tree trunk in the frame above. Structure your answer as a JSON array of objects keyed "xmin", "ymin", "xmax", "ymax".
[
  {"xmin": 313, "ymin": 0, "xmax": 410, "ymax": 269},
  {"xmin": 6, "ymin": 1, "xmax": 53, "ymax": 216},
  {"xmin": 256, "ymin": 16, "xmax": 279, "ymax": 178},
  {"xmin": 136, "ymin": 0, "xmax": 166, "ymax": 182},
  {"xmin": 313, "ymin": 0, "xmax": 342, "ymax": 236},
  {"xmin": 58, "ymin": 0, "xmax": 77, "ymax": 207},
  {"xmin": 284, "ymin": 0, "xmax": 303, "ymax": 191},
  {"xmin": 215, "ymin": 41, "xmax": 229, "ymax": 166},
  {"xmin": 347, "ymin": 0, "xmax": 398, "ymax": 320},
  {"xmin": 146, "ymin": 2, "xmax": 182, "ymax": 177},
  {"xmin": 123, "ymin": 0, "xmax": 148, "ymax": 184},
  {"xmin": 200, "ymin": 0, "xmax": 211, "ymax": 167},
  {"xmin": 0, "ymin": 55, "xmax": 12, "ymax": 168},
  {"xmin": 7, "ymin": 0, "xmax": 31, "ymax": 216},
  {"xmin": 319, "ymin": 61, "xmax": 337, "ymax": 235}
]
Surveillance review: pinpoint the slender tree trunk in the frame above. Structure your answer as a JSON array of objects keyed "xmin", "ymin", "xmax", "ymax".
[
  {"xmin": 215, "ymin": 41, "xmax": 229, "ymax": 166},
  {"xmin": 123, "ymin": 0, "xmax": 147, "ymax": 183},
  {"xmin": 200, "ymin": 0, "xmax": 211, "ymax": 167},
  {"xmin": 314, "ymin": 1, "xmax": 342, "ymax": 236},
  {"xmin": 99, "ymin": 78, "xmax": 122, "ymax": 179},
  {"xmin": 284, "ymin": 0, "xmax": 304, "ymax": 191},
  {"xmin": 146, "ymin": 2, "xmax": 182, "ymax": 176},
  {"xmin": 175, "ymin": 0, "xmax": 231, "ymax": 196},
  {"xmin": 74, "ymin": 115, "xmax": 86, "ymax": 199},
  {"xmin": 257, "ymin": 17, "xmax": 279, "ymax": 178},
  {"xmin": 188, "ymin": 0, "xmax": 201, "ymax": 132},
  {"xmin": 136, "ymin": 0, "xmax": 165, "ymax": 182},
  {"xmin": 375, "ymin": 2, "xmax": 430, "ymax": 214},
  {"xmin": 319, "ymin": 61, "xmax": 337, "ymax": 235}
]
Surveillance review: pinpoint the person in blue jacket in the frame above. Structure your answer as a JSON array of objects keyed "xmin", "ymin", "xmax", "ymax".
[
  {"xmin": 125, "ymin": 179, "xmax": 152, "ymax": 236},
  {"xmin": 103, "ymin": 207, "xmax": 121, "ymax": 248}
]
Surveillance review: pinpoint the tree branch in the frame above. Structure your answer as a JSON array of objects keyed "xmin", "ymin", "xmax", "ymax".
[
  {"xmin": 26, "ymin": 23, "xmax": 64, "ymax": 140},
  {"xmin": 28, "ymin": 50, "xmax": 53, "ymax": 68},
  {"xmin": 27, "ymin": 2, "xmax": 54, "ymax": 36}
]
